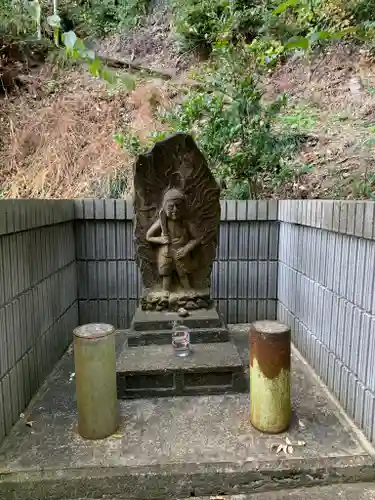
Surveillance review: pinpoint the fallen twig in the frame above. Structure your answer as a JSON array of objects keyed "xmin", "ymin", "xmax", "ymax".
[{"xmin": 100, "ymin": 56, "xmax": 177, "ymax": 80}]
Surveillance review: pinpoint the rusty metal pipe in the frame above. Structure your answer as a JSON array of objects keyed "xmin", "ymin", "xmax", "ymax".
[{"xmin": 250, "ymin": 320, "xmax": 291, "ymax": 433}]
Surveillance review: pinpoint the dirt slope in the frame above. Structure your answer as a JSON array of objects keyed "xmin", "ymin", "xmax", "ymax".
[{"xmin": 1, "ymin": 8, "xmax": 374, "ymax": 199}]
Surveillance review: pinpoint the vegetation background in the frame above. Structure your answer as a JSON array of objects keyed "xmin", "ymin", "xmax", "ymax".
[{"xmin": 1, "ymin": 0, "xmax": 375, "ymax": 199}]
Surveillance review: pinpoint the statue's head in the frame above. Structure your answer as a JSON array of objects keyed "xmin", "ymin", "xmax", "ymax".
[{"xmin": 162, "ymin": 188, "xmax": 185, "ymax": 220}]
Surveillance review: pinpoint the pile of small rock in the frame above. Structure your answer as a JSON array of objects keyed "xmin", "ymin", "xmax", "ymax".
[{"xmin": 140, "ymin": 291, "xmax": 213, "ymax": 312}]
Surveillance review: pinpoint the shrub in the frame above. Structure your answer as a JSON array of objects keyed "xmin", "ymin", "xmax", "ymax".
[
  {"xmin": 169, "ymin": 0, "xmax": 231, "ymax": 53},
  {"xmin": 61, "ymin": 1, "xmax": 120, "ymax": 37},
  {"xmin": 120, "ymin": 42, "xmax": 297, "ymax": 198},
  {"xmin": 169, "ymin": 0, "xmax": 375, "ymax": 57},
  {"xmin": 173, "ymin": 42, "xmax": 290, "ymax": 198},
  {"xmin": 0, "ymin": 0, "xmax": 152, "ymax": 42},
  {"xmin": 0, "ymin": 0, "xmax": 44, "ymax": 38},
  {"xmin": 59, "ymin": 0, "xmax": 151, "ymax": 38}
]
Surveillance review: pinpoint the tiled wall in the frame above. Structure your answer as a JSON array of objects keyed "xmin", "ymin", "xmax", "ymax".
[
  {"xmin": 1, "ymin": 198, "xmax": 375, "ymax": 446},
  {"xmin": 74, "ymin": 200, "xmax": 279, "ymax": 328},
  {"xmin": 277, "ymin": 200, "xmax": 375, "ymax": 444},
  {"xmin": 0, "ymin": 201, "xmax": 78, "ymax": 444}
]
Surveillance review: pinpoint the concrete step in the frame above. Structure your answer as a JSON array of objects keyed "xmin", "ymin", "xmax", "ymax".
[
  {"xmin": 63, "ymin": 483, "xmax": 375, "ymax": 500},
  {"xmin": 116, "ymin": 341, "xmax": 246, "ymax": 398},
  {"xmin": 180, "ymin": 483, "xmax": 375, "ymax": 499},
  {"xmin": 127, "ymin": 325, "xmax": 230, "ymax": 346},
  {"xmin": 131, "ymin": 307, "xmax": 223, "ymax": 331}
]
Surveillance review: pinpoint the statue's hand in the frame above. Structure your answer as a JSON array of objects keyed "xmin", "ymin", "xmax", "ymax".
[
  {"xmin": 159, "ymin": 235, "xmax": 170, "ymax": 245},
  {"xmin": 176, "ymin": 247, "xmax": 187, "ymax": 259}
]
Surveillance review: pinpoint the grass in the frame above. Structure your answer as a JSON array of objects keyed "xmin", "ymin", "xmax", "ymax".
[
  {"xmin": 0, "ymin": 66, "xmax": 132, "ymax": 199},
  {"xmin": 261, "ymin": 43, "xmax": 375, "ymax": 199},
  {"xmin": 278, "ymin": 104, "xmax": 320, "ymax": 132}
]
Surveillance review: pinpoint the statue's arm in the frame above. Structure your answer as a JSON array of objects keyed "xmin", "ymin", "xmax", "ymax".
[
  {"xmin": 183, "ymin": 221, "xmax": 202, "ymax": 253},
  {"xmin": 146, "ymin": 220, "xmax": 167, "ymax": 244}
]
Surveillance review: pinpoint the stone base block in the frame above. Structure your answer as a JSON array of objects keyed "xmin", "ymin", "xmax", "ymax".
[
  {"xmin": 131, "ymin": 307, "xmax": 223, "ymax": 331},
  {"xmin": 116, "ymin": 342, "xmax": 247, "ymax": 399},
  {"xmin": 128, "ymin": 307, "xmax": 229, "ymax": 346},
  {"xmin": 128, "ymin": 326, "xmax": 229, "ymax": 347}
]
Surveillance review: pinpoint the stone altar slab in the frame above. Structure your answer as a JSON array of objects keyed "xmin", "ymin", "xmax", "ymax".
[
  {"xmin": 116, "ymin": 340, "xmax": 246, "ymax": 399},
  {"xmin": 128, "ymin": 307, "xmax": 229, "ymax": 346},
  {"xmin": 118, "ymin": 308, "xmax": 244, "ymax": 398},
  {"xmin": 131, "ymin": 307, "xmax": 223, "ymax": 330}
]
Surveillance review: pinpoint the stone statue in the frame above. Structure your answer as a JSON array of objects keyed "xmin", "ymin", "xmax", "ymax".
[
  {"xmin": 133, "ymin": 132, "xmax": 220, "ymax": 312},
  {"xmin": 146, "ymin": 188, "xmax": 201, "ymax": 294}
]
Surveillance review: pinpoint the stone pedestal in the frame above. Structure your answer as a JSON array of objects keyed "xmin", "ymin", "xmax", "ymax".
[
  {"xmin": 128, "ymin": 308, "xmax": 230, "ymax": 346},
  {"xmin": 116, "ymin": 307, "xmax": 246, "ymax": 399}
]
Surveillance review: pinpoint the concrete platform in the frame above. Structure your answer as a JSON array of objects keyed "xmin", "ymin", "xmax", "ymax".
[
  {"xmin": 180, "ymin": 484, "xmax": 375, "ymax": 500},
  {"xmin": 64, "ymin": 483, "xmax": 375, "ymax": 500},
  {"xmin": 121, "ymin": 307, "xmax": 243, "ymax": 397},
  {"xmin": 127, "ymin": 325, "xmax": 230, "ymax": 346},
  {"xmin": 128, "ymin": 307, "xmax": 230, "ymax": 345},
  {"xmin": 131, "ymin": 307, "xmax": 223, "ymax": 331},
  {"xmin": 0, "ymin": 326, "xmax": 374, "ymax": 500},
  {"xmin": 116, "ymin": 341, "xmax": 246, "ymax": 398}
]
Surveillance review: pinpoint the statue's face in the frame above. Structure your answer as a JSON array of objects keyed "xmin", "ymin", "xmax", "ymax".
[{"xmin": 164, "ymin": 198, "xmax": 183, "ymax": 220}]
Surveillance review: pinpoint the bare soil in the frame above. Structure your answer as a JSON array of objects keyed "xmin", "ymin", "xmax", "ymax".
[
  {"xmin": 263, "ymin": 42, "xmax": 375, "ymax": 199},
  {"xmin": 1, "ymin": 4, "xmax": 375, "ymax": 199},
  {"xmin": 97, "ymin": 0, "xmax": 195, "ymax": 75}
]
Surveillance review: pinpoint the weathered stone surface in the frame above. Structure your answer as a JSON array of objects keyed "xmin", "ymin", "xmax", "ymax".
[
  {"xmin": 127, "ymin": 326, "xmax": 230, "ymax": 347},
  {"xmin": 130, "ymin": 308, "xmax": 223, "ymax": 331},
  {"xmin": 116, "ymin": 341, "xmax": 246, "ymax": 398},
  {"xmin": 185, "ymin": 300, "xmax": 199, "ymax": 310},
  {"xmin": 117, "ymin": 342, "xmax": 242, "ymax": 373},
  {"xmin": 0, "ymin": 327, "xmax": 374, "ymax": 500},
  {"xmin": 58, "ymin": 484, "xmax": 375, "ymax": 500},
  {"xmin": 128, "ymin": 308, "xmax": 231, "ymax": 346},
  {"xmin": 133, "ymin": 132, "xmax": 220, "ymax": 311},
  {"xmin": 139, "ymin": 290, "xmax": 214, "ymax": 312},
  {"xmin": 177, "ymin": 307, "xmax": 189, "ymax": 317}
]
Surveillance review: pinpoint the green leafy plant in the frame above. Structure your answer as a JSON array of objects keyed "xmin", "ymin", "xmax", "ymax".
[
  {"xmin": 352, "ymin": 173, "xmax": 375, "ymax": 199},
  {"xmin": 169, "ymin": 0, "xmax": 231, "ymax": 53},
  {"xmin": 114, "ymin": 132, "xmax": 143, "ymax": 156},
  {"xmin": 247, "ymin": 37, "xmax": 285, "ymax": 66},
  {"xmin": 56, "ymin": 0, "xmax": 150, "ymax": 38},
  {"xmin": 272, "ymin": 162, "xmax": 313, "ymax": 187},
  {"xmin": 279, "ymin": 104, "xmax": 320, "ymax": 130},
  {"xmin": 0, "ymin": 0, "xmax": 136, "ymax": 92},
  {"xmin": 121, "ymin": 42, "xmax": 296, "ymax": 199},
  {"xmin": 169, "ymin": 0, "xmax": 367, "ymax": 58},
  {"xmin": 116, "ymin": 0, "xmax": 150, "ymax": 30},
  {"xmin": 0, "ymin": 0, "xmax": 38, "ymax": 37}
]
